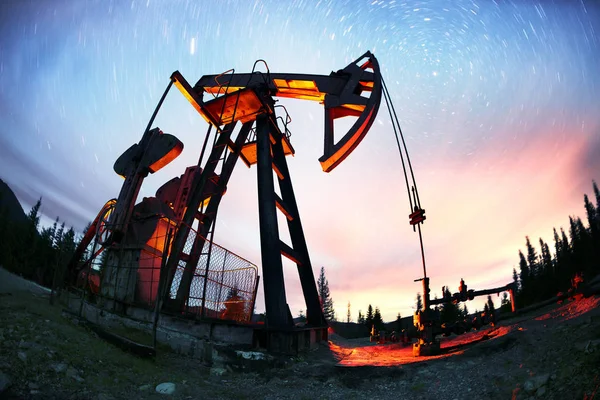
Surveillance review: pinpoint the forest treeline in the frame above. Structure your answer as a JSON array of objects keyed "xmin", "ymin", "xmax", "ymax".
[
  {"xmin": 0, "ymin": 197, "xmax": 80, "ymax": 288},
  {"xmin": 423, "ymin": 181, "xmax": 600, "ymax": 325},
  {"xmin": 511, "ymin": 181, "xmax": 600, "ymax": 308},
  {"xmin": 1, "ymin": 180, "xmax": 598, "ymax": 322}
]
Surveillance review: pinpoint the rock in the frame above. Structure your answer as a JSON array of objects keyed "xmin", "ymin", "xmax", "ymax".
[
  {"xmin": 17, "ymin": 351, "xmax": 27, "ymax": 362},
  {"xmin": 138, "ymin": 384, "xmax": 152, "ymax": 391},
  {"xmin": 50, "ymin": 363, "xmax": 67, "ymax": 373},
  {"xmin": 524, "ymin": 373, "xmax": 550, "ymax": 393},
  {"xmin": 585, "ymin": 339, "xmax": 600, "ymax": 353},
  {"xmin": 28, "ymin": 382, "xmax": 39, "ymax": 390},
  {"xmin": 235, "ymin": 350, "xmax": 268, "ymax": 361},
  {"xmin": 66, "ymin": 367, "xmax": 84, "ymax": 382},
  {"xmin": 155, "ymin": 382, "xmax": 176, "ymax": 395},
  {"xmin": 536, "ymin": 386, "xmax": 546, "ymax": 397},
  {"xmin": 0, "ymin": 372, "xmax": 11, "ymax": 393},
  {"xmin": 210, "ymin": 367, "xmax": 227, "ymax": 376}
]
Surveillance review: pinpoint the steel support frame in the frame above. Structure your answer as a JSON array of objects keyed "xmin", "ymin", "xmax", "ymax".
[
  {"xmin": 256, "ymin": 113, "xmax": 326, "ymax": 329},
  {"xmin": 164, "ymin": 122, "xmax": 252, "ymax": 311}
]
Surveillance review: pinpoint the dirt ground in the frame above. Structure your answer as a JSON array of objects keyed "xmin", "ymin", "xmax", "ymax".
[{"xmin": 1, "ymin": 267, "xmax": 599, "ymax": 400}]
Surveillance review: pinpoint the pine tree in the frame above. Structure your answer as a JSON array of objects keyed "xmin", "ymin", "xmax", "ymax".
[
  {"xmin": 512, "ymin": 267, "xmax": 519, "ymax": 292},
  {"xmin": 22, "ymin": 198, "xmax": 42, "ymax": 277},
  {"xmin": 346, "ymin": 302, "xmax": 351, "ymax": 323},
  {"xmin": 365, "ymin": 304, "xmax": 374, "ymax": 328},
  {"xmin": 373, "ymin": 307, "xmax": 384, "ymax": 331},
  {"xmin": 525, "ymin": 236, "xmax": 538, "ymax": 279},
  {"xmin": 27, "ymin": 198, "xmax": 42, "ymax": 232},
  {"xmin": 585, "ymin": 194, "xmax": 598, "ymax": 233},
  {"xmin": 440, "ymin": 287, "xmax": 460, "ymax": 324},
  {"xmin": 55, "ymin": 222, "xmax": 66, "ymax": 250},
  {"xmin": 317, "ymin": 266, "xmax": 335, "ymax": 321},
  {"xmin": 539, "ymin": 238, "xmax": 553, "ymax": 299},
  {"xmin": 586, "ymin": 186, "xmax": 600, "ymax": 277},
  {"xmin": 593, "ymin": 180, "xmax": 600, "ymax": 213},
  {"xmin": 50, "ymin": 217, "xmax": 59, "ymax": 247},
  {"xmin": 461, "ymin": 304, "xmax": 469, "ymax": 319},
  {"xmin": 358, "ymin": 310, "xmax": 365, "ymax": 324},
  {"xmin": 395, "ymin": 312, "xmax": 402, "ymax": 331},
  {"xmin": 356, "ymin": 310, "xmax": 365, "ymax": 325},
  {"xmin": 415, "ymin": 292, "xmax": 423, "ymax": 312},
  {"xmin": 518, "ymin": 250, "xmax": 530, "ymax": 305}
]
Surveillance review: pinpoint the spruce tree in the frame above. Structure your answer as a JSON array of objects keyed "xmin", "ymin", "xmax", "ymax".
[
  {"xmin": 512, "ymin": 268, "xmax": 520, "ymax": 291},
  {"xmin": 415, "ymin": 292, "xmax": 423, "ymax": 312},
  {"xmin": 373, "ymin": 307, "xmax": 384, "ymax": 331},
  {"xmin": 518, "ymin": 250, "xmax": 530, "ymax": 305},
  {"xmin": 346, "ymin": 302, "xmax": 351, "ymax": 323},
  {"xmin": 395, "ymin": 312, "xmax": 402, "ymax": 331},
  {"xmin": 593, "ymin": 180, "xmax": 600, "ymax": 213},
  {"xmin": 317, "ymin": 266, "xmax": 335, "ymax": 321},
  {"xmin": 461, "ymin": 304, "xmax": 469, "ymax": 319},
  {"xmin": 539, "ymin": 239, "xmax": 553, "ymax": 299},
  {"xmin": 585, "ymin": 194, "xmax": 598, "ymax": 234},
  {"xmin": 365, "ymin": 304, "xmax": 374, "ymax": 328},
  {"xmin": 50, "ymin": 217, "xmax": 59, "ymax": 247},
  {"xmin": 22, "ymin": 198, "xmax": 42, "ymax": 277},
  {"xmin": 525, "ymin": 236, "xmax": 538, "ymax": 279},
  {"xmin": 440, "ymin": 287, "xmax": 460, "ymax": 324},
  {"xmin": 358, "ymin": 310, "xmax": 365, "ymax": 324}
]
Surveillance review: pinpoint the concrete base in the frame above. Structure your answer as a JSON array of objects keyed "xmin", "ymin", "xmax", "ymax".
[
  {"xmin": 62, "ymin": 292, "xmax": 327, "ymax": 365},
  {"xmin": 254, "ymin": 326, "xmax": 328, "ymax": 355},
  {"xmin": 413, "ymin": 341, "xmax": 441, "ymax": 357}
]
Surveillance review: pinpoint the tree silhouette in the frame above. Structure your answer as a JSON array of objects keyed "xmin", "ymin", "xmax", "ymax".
[
  {"xmin": 395, "ymin": 312, "xmax": 402, "ymax": 331},
  {"xmin": 317, "ymin": 266, "xmax": 335, "ymax": 321},
  {"xmin": 525, "ymin": 236, "xmax": 538, "ymax": 279},
  {"xmin": 518, "ymin": 250, "xmax": 530, "ymax": 305},
  {"xmin": 415, "ymin": 292, "xmax": 423, "ymax": 312},
  {"xmin": 346, "ymin": 301, "xmax": 351, "ymax": 323},
  {"xmin": 512, "ymin": 181, "xmax": 600, "ymax": 308},
  {"xmin": 365, "ymin": 304, "xmax": 374, "ymax": 328},
  {"xmin": 373, "ymin": 307, "xmax": 384, "ymax": 331},
  {"xmin": 357, "ymin": 310, "xmax": 365, "ymax": 324},
  {"xmin": 440, "ymin": 287, "xmax": 460, "ymax": 324}
]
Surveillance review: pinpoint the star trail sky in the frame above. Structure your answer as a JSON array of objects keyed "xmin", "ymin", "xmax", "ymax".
[{"xmin": 1, "ymin": 0, "xmax": 599, "ymax": 319}]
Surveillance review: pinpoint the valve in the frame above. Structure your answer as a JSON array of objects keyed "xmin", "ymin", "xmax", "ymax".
[
  {"xmin": 459, "ymin": 278, "xmax": 467, "ymax": 301},
  {"xmin": 409, "ymin": 206, "xmax": 426, "ymax": 225}
]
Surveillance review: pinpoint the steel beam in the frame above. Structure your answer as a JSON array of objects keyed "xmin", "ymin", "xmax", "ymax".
[
  {"xmin": 256, "ymin": 113, "xmax": 292, "ymax": 328},
  {"xmin": 270, "ymin": 118, "xmax": 326, "ymax": 327}
]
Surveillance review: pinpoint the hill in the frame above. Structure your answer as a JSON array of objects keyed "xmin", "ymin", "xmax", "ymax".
[{"xmin": 0, "ymin": 178, "xmax": 27, "ymax": 225}]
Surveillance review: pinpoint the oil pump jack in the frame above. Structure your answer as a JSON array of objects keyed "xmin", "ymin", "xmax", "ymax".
[{"xmin": 67, "ymin": 51, "xmax": 391, "ymax": 350}]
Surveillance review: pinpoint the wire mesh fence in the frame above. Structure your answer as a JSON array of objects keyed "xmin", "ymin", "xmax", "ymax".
[
  {"xmin": 169, "ymin": 225, "xmax": 258, "ymax": 323},
  {"xmin": 71, "ymin": 211, "xmax": 258, "ymax": 324}
]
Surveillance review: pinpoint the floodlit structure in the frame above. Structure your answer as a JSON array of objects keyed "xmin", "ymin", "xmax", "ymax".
[{"xmin": 67, "ymin": 51, "xmax": 410, "ymax": 353}]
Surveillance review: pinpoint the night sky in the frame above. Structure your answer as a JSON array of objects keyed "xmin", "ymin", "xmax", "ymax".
[{"xmin": 1, "ymin": 0, "xmax": 599, "ymax": 320}]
